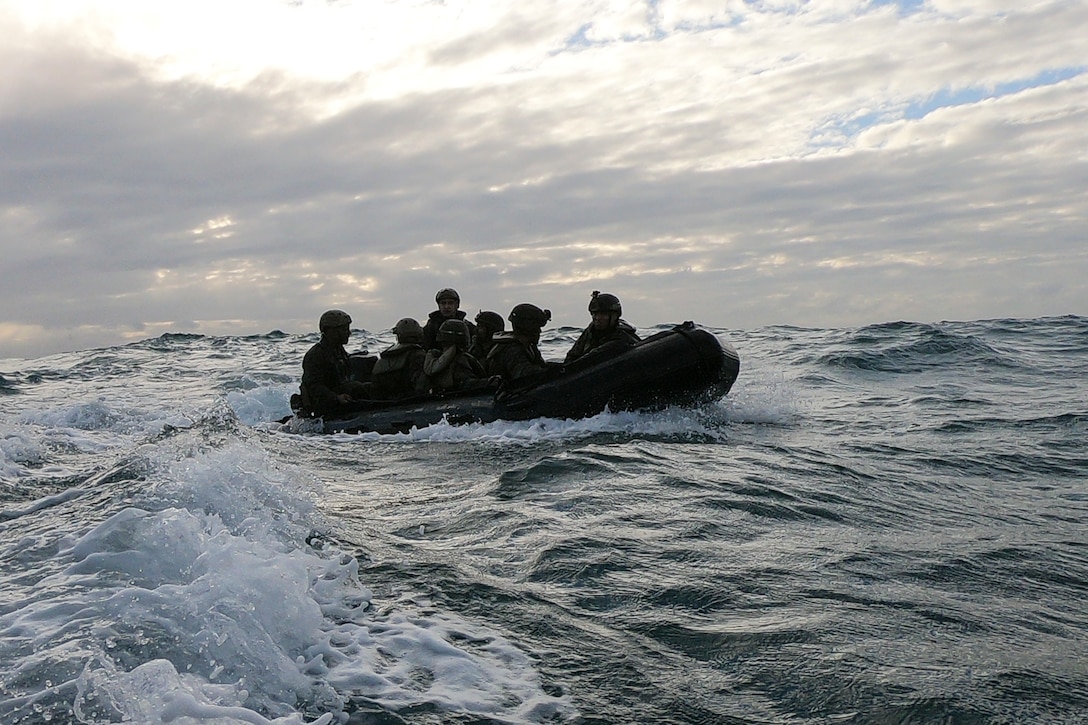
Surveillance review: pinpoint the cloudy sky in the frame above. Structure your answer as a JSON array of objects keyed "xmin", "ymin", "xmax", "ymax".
[{"xmin": 1, "ymin": 0, "xmax": 1085, "ymax": 359}]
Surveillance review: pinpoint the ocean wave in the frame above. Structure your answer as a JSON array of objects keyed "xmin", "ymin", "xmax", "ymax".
[
  {"xmin": 0, "ymin": 437, "xmax": 574, "ymax": 724},
  {"xmin": 817, "ymin": 324, "xmax": 1023, "ymax": 373},
  {"xmin": 3, "ymin": 317, "xmax": 1087, "ymax": 724}
]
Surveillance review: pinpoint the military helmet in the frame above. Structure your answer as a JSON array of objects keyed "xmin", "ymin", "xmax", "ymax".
[
  {"xmin": 474, "ymin": 310, "xmax": 505, "ymax": 333},
  {"xmin": 393, "ymin": 317, "xmax": 423, "ymax": 344},
  {"xmin": 436, "ymin": 319, "xmax": 471, "ymax": 349},
  {"xmin": 508, "ymin": 303, "xmax": 551, "ymax": 330},
  {"xmin": 588, "ymin": 290, "xmax": 622, "ymax": 316},
  {"xmin": 435, "ymin": 288, "xmax": 460, "ymax": 304},
  {"xmin": 319, "ymin": 309, "xmax": 352, "ymax": 331}
]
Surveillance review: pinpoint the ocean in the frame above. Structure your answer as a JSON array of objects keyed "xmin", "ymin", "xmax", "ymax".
[{"xmin": 1, "ymin": 317, "xmax": 1086, "ymax": 725}]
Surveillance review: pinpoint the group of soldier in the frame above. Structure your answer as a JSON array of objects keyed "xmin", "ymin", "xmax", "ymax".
[{"xmin": 297, "ymin": 288, "xmax": 641, "ymax": 417}]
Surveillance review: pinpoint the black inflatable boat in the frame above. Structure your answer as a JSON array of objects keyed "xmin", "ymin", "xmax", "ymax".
[{"xmin": 294, "ymin": 322, "xmax": 739, "ymax": 434}]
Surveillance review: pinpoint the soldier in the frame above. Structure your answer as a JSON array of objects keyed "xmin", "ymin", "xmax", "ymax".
[
  {"xmin": 423, "ymin": 319, "xmax": 493, "ymax": 393},
  {"xmin": 487, "ymin": 303, "xmax": 552, "ymax": 383},
  {"xmin": 299, "ymin": 310, "xmax": 369, "ymax": 415},
  {"xmin": 468, "ymin": 310, "xmax": 504, "ymax": 362},
  {"xmin": 564, "ymin": 291, "xmax": 640, "ymax": 363},
  {"xmin": 422, "ymin": 288, "xmax": 477, "ymax": 351},
  {"xmin": 370, "ymin": 318, "xmax": 429, "ymax": 399}
]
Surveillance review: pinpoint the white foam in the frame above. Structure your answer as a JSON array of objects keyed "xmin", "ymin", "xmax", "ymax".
[
  {"xmin": 19, "ymin": 399, "xmax": 190, "ymax": 433},
  {"xmin": 226, "ymin": 385, "xmax": 296, "ymax": 428},
  {"xmin": 717, "ymin": 366, "xmax": 800, "ymax": 425},
  {"xmin": 76, "ymin": 659, "xmax": 334, "ymax": 725},
  {"xmin": 313, "ymin": 594, "xmax": 572, "ymax": 722},
  {"xmin": 3, "ymin": 440, "xmax": 572, "ymax": 723},
  {"xmin": 303, "ymin": 405, "xmax": 735, "ymax": 446},
  {"xmin": 0, "ymin": 428, "xmax": 45, "ymax": 480}
]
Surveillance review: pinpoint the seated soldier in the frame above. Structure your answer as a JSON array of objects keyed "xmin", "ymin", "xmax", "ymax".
[
  {"xmin": 422, "ymin": 288, "xmax": 477, "ymax": 351},
  {"xmin": 299, "ymin": 309, "xmax": 369, "ymax": 416},
  {"xmin": 487, "ymin": 303, "xmax": 552, "ymax": 383},
  {"xmin": 369, "ymin": 318, "xmax": 429, "ymax": 399},
  {"xmin": 564, "ymin": 291, "xmax": 640, "ymax": 364},
  {"xmin": 468, "ymin": 310, "xmax": 504, "ymax": 362},
  {"xmin": 423, "ymin": 319, "xmax": 493, "ymax": 393}
]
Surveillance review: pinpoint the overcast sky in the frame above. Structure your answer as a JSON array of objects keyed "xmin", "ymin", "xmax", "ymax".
[{"xmin": 1, "ymin": 0, "xmax": 1085, "ymax": 359}]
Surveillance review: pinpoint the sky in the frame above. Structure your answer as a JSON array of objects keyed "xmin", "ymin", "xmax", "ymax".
[{"xmin": 1, "ymin": 0, "xmax": 1085, "ymax": 359}]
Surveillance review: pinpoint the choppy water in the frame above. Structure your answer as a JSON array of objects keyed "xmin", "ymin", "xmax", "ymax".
[{"xmin": 1, "ymin": 317, "xmax": 1086, "ymax": 724}]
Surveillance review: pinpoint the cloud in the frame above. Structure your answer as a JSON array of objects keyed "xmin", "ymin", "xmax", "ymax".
[{"xmin": 0, "ymin": 0, "xmax": 1085, "ymax": 359}]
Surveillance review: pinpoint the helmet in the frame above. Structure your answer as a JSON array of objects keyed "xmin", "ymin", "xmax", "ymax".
[
  {"xmin": 393, "ymin": 317, "xmax": 423, "ymax": 344},
  {"xmin": 319, "ymin": 309, "xmax": 352, "ymax": 331},
  {"xmin": 588, "ymin": 290, "xmax": 622, "ymax": 316},
  {"xmin": 435, "ymin": 288, "xmax": 460, "ymax": 304},
  {"xmin": 474, "ymin": 310, "xmax": 505, "ymax": 333},
  {"xmin": 508, "ymin": 303, "xmax": 551, "ymax": 330},
  {"xmin": 436, "ymin": 319, "xmax": 471, "ymax": 349}
]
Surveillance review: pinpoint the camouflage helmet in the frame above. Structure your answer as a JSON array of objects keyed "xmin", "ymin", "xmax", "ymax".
[
  {"xmin": 393, "ymin": 317, "xmax": 423, "ymax": 344},
  {"xmin": 474, "ymin": 310, "xmax": 505, "ymax": 333},
  {"xmin": 508, "ymin": 303, "xmax": 551, "ymax": 331},
  {"xmin": 588, "ymin": 290, "xmax": 622, "ymax": 316},
  {"xmin": 436, "ymin": 319, "xmax": 471, "ymax": 349},
  {"xmin": 435, "ymin": 288, "xmax": 460, "ymax": 304},
  {"xmin": 319, "ymin": 309, "xmax": 352, "ymax": 331}
]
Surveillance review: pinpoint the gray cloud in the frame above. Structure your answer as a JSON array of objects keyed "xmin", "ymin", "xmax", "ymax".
[{"xmin": 1, "ymin": 1, "xmax": 1085, "ymax": 359}]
